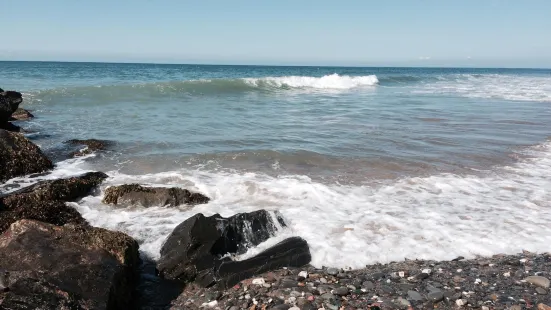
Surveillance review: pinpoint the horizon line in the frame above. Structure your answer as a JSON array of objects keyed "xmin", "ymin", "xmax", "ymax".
[{"xmin": 0, "ymin": 59, "xmax": 550, "ymax": 70}]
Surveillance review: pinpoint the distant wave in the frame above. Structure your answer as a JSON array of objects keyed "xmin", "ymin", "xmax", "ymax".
[{"xmin": 244, "ymin": 73, "xmax": 379, "ymax": 89}]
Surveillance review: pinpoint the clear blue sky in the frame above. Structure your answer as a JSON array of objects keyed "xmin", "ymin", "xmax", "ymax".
[{"xmin": 2, "ymin": 0, "xmax": 550, "ymax": 67}]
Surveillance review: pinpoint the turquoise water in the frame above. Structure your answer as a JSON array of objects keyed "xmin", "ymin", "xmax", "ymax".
[{"xmin": 2, "ymin": 61, "xmax": 551, "ymax": 268}]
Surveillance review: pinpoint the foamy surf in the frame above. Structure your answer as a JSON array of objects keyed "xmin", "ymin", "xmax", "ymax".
[
  {"xmin": 54, "ymin": 140, "xmax": 551, "ymax": 269},
  {"xmin": 244, "ymin": 73, "xmax": 379, "ymax": 89}
]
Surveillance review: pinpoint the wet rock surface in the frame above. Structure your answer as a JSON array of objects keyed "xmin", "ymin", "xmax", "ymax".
[
  {"xmin": 168, "ymin": 252, "xmax": 551, "ymax": 310},
  {"xmin": 158, "ymin": 210, "xmax": 310, "ymax": 289},
  {"xmin": 102, "ymin": 183, "xmax": 210, "ymax": 207},
  {"xmin": 0, "ymin": 129, "xmax": 53, "ymax": 182},
  {"xmin": 66, "ymin": 138, "xmax": 113, "ymax": 157},
  {"xmin": 10, "ymin": 107, "xmax": 34, "ymax": 121},
  {"xmin": 0, "ymin": 90, "xmax": 22, "ymax": 124},
  {"xmin": 0, "ymin": 172, "xmax": 108, "ymax": 233},
  {"xmin": 0, "ymin": 219, "xmax": 140, "ymax": 310}
]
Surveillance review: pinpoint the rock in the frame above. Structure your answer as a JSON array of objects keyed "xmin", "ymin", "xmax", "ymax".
[
  {"xmin": 397, "ymin": 297, "xmax": 411, "ymax": 308},
  {"xmin": 428, "ymin": 290, "xmax": 444, "ymax": 302},
  {"xmin": 65, "ymin": 138, "xmax": 112, "ymax": 157},
  {"xmin": 103, "ymin": 183, "xmax": 210, "ymax": 207},
  {"xmin": 333, "ymin": 287, "xmax": 349, "ymax": 296},
  {"xmin": 10, "ymin": 108, "xmax": 34, "ymax": 121},
  {"xmin": 407, "ymin": 290, "xmax": 424, "ymax": 301},
  {"xmin": 538, "ymin": 304, "xmax": 551, "ymax": 310},
  {"xmin": 362, "ymin": 280, "xmax": 375, "ymax": 289},
  {"xmin": 525, "ymin": 276, "xmax": 550, "ymax": 289},
  {"xmin": 0, "ymin": 219, "xmax": 139, "ymax": 309},
  {"xmin": 0, "ymin": 129, "xmax": 53, "ymax": 182},
  {"xmin": 158, "ymin": 210, "xmax": 309, "ymax": 288},
  {"xmin": 0, "ymin": 121, "xmax": 21, "ymax": 132},
  {"xmin": 326, "ymin": 268, "xmax": 339, "ymax": 276},
  {"xmin": 536, "ymin": 287, "xmax": 547, "ymax": 295},
  {"xmin": 0, "ymin": 90, "xmax": 22, "ymax": 123}
]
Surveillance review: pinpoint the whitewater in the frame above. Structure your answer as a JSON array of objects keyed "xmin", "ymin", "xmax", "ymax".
[{"xmin": 2, "ymin": 62, "xmax": 551, "ymax": 269}]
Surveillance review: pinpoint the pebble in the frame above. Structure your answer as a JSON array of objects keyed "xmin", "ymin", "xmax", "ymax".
[
  {"xmin": 428, "ymin": 290, "xmax": 444, "ymax": 302},
  {"xmin": 407, "ymin": 290, "xmax": 424, "ymax": 301},
  {"xmin": 298, "ymin": 271, "xmax": 308, "ymax": 279},
  {"xmin": 525, "ymin": 276, "xmax": 550, "ymax": 289},
  {"xmin": 333, "ymin": 287, "xmax": 349, "ymax": 296},
  {"xmin": 397, "ymin": 297, "xmax": 411, "ymax": 307},
  {"xmin": 326, "ymin": 268, "xmax": 339, "ymax": 276},
  {"xmin": 288, "ymin": 307, "xmax": 300, "ymax": 310},
  {"xmin": 321, "ymin": 293, "xmax": 334, "ymax": 301},
  {"xmin": 362, "ymin": 280, "xmax": 375, "ymax": 289},
  {"xmin": 371, "ymin": 272, "xmax": 385, "ymax": 280},
  {"xmin": 536, "ymin": 287, "xmax": 547, "ymax": 295},
  {"xmin": 538, "ymin": 304, "xmax": 551, "ymax": 310},
  {"xmin": 319, "ymin": 277, "xmax": 328, "ymax": 284},
  {"xmin": 252, "ymin": 278, "xmax": 265, "ymax": 285},
  {"xmin": 456, "ymin": 299, "xmax": 467, "ymax": 306}
]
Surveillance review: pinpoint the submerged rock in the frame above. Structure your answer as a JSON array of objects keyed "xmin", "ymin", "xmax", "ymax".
[
  {"xmin": 11, "ymin": 107, "xmax": 34, "ymax": 121},
  {"xmin": 0, "ymin": 129, "xmax": 53, "ymax": 182},
  {"xmin": 0, "ymin": 219, "xmax": 139, "ymax": 309},
  {"xmin": 102, "ymin": 183, "xmax": 210, "ymax": 207},
  {"xmin": 157, "ymin": 210, "xmax": 309, "ymax": 288},
  {"xmin": 66, "ymin": 138, "xmax": 113, "ymax": 157}
]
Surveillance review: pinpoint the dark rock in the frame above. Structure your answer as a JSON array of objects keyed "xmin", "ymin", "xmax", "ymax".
[
  {"xmin": 1, "ymin": 171, "xmax": 108, "ymax": 209},
  {"xmin": 452, "ymin": 256, "xmax": 465, "ymax": 261},
  {"xmin": 407, "ymin": 290, "xmax": 424, "ymax": 301},
  {"xmin": 333, "ymin": 287, "xmax": 349, "ymax": 296},
  {"xmin": 0, "ymin": 121, "xmax": 21, "ymax": 132},
  {"xmin": 0, "ymin": 129, "xmax": 53, "ymax": 182},
  {"xmin": 10, "ymin": 108, "xmax": 34, "ymax": 121},
  {"xmin": 103, "ymin": 183, "xmax": 210, "ymax": 207},
  {"xmin": 66, "ymin": 138, "xmax": 112, "ymax": 157},
  {"xmin": 362, "ymin": 280, "xmax": 375, "ymax": 289},
  {"xmin": 158, "ymin": 210, "xmax": 299, "ymax": 287},
  {"xmin": 0, "ymin": 219, "xmax": 140, "ymax": 310},
  {"xmin": 370, "ymin": 272, "xmax": 385, "ymax": 280},
  {"xmin": 428, "ymin": 290, "xmax": 444, "ymax": 302},
  {"xmin": 0, "ymin": 90, "xmax": 22, "ymax": 123},
  {"xmin": 326, "ymin": 268, "xmax": 339, "ymax": 276},
  {"xmin": 536, "ymin": 287, "xmax": 547, "ymax": 295}
]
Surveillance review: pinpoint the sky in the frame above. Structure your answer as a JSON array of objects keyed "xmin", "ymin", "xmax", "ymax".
[{"xmin": 1, "ymin": 0, "xmax": 550, "ymax": 67}]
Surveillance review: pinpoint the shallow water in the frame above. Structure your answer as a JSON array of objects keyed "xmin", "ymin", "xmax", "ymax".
[{"xmin": 1, "ymin": 61, "xmax": 551, "ymax": 268}]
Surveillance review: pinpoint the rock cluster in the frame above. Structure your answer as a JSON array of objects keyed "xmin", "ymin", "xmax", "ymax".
[{"xmin": 103, "ymin": 183, "xmax": 210, "ymax": 207}]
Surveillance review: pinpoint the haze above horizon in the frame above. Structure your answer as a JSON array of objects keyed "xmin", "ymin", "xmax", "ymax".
[{"xmin": 2, "ymin": 0, "xmax": 550, "ymax": 68}]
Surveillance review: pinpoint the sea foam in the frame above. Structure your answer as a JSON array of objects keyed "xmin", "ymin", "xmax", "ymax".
[
  {"xmin": 55, "ymin": 140, "xmax": 551, "ymax": 269},
  {"xmin": 244, "ymin": 73, "xmax": 379, "ymax": 89}
]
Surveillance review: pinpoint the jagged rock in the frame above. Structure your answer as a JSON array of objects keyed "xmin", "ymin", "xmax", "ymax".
[
  {"xmin": 66, "ymin": 138, "xmax": 112, "ymax": 157},
  {"xmin": 0, "ymin": 90, "xmax": 22, "ymax": 123},
  {"xmin": 102, "ymin": 184, "xmax": 209, "ymax": 207},
  {"xmin": 0, "ymin": 219, "xmax": 140, "ymax": 309},
  {"xmin": 11, "ymin": 108, "xmax": 34, "ymax": 121},
  {"xmin": 0, "ymin": 129, "xmax": 53, "ymax": 182},
  {"xmin": 0, "ymin": 171, "xmax": 108, "ymax": 209},
  {"xmin": 0, "ymin": 172, "xmax": 108, "ymax": 233},
  {"xmin": 158, "ymin": 210, "xmax": 310, "ymax": 288}
]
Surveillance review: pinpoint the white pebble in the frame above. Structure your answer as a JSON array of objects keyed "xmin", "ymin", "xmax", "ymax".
[
  {"xmin": 386, "ymin": 279, "xmax": 391, "ymax": 283},
  {"xmin": 298, "ymin": 271, "xmax": 308, "ymax": 278},
  {"xmin": 245, "ymin": 294, "xmax": 250, "ymax": 299},
  {"xmin": 201, "ymin": 300, "xmax": 217, "ymax": 308},
  {"xmin": 456, "ymin": 299, "xmax": 466, "ymax": 306},
  {"xmin": 252, "ymin": 278, "xmax": 265, "ymax": 285},
  {"xmin": 520, "ymin": 259, "xmax": 527, "ymax": 263},
  {"xmin": 475, "ymin": 278, "xmax": 481, "ymax": 284},
  {"xmin": 503, "ymin": 272, "xmax": 511, "ymax": 277},
  {"xmin": 289, "ymin": 307, "xmax": 300, "ymax": 310},
  {"xmin": 253, "ymin": 299, "xmax": 258, "ymax": 305},
  {"xmin": 457, "ymin": 269, "xmax": 463, "ymax": 273},
  {"xmin": 482, "ymin": 307, "xmax": 490, "ymax": 310},
  {"xmin": 422, "ymin": 268, "xmax": 432, "ymax": 274},
  {"xmin": 489, "ymin": 264, "xmax": 495, "ymax": 267},
  {"xmin": 398, "ymin": 271, "xmax": 405, "ymax": 277},
  {"xmin": 268, "ymin": 298, "xmax": 273, "ymax": 303},
  {"xmin": 288, "ymin": 296, "xmax": 296, "ymax": 303}
]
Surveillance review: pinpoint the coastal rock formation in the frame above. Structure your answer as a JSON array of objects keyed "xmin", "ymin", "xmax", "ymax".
[
  {"xmin": 66, "ymin": 138, "xmax": 113, "ymax": 157},
  {"xmin": 0, "ymin": 172, "xmax": 108, "ymax": 233},
  {"xmin": 0, "ymin": 219, "xmax": 139, "ymax": 309},
  {"xmin": 102, "ymin": 184, "xmax": 210, "ymax": 207},
  {"xmin": 158, "ymin": 210, "xmax": 310, "ymax": 288},
  {"xmin": 0, "ymin": 89, "xmax": 22, "ymax": 124},
  {"xmin": 0, "ymin": 129, "xmax": 53, "ymax": 182},
  {"xmin": 11, "ymin": 108, "xmax": 34, "ymax": 121}
]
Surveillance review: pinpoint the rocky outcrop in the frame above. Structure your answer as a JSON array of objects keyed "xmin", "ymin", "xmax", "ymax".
[
  {"xmin": 0, "ymin": 129, "xmax": 53, "ymax": 182},
  {"xmin": 0, "ymin": 90, "xmax": 22, "ymax": 124},
  {"xmin": 0, "ymin": 219, "xmax": 140, "ymax": 309},
  {"xmin": 102, "ymin": 184, "xmax": 210, "ymax": 207},
  {"xmin": 11, "ymin": 108, "xmax": 34, "ymax": 121},
  {"xmin": 0, "ymin": 172, "xmax": 108, "ymax": 233},
  {"xmin": 66, "ymin": 138, "xmax": 113, "ymax": 157},
  {"xmin": 157, "ymin": 210, "xmax": 311, "ymax": 288}
]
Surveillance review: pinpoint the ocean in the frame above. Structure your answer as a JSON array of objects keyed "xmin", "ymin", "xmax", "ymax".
[{"xmin": 1, "ymin": 61, "xmax": 551, "ymax": 269}]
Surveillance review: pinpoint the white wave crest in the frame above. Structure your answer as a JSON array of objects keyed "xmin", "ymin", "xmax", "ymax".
[{"xmin": 244, "ymin": 73, "xmax": 379, "ymax": 89}]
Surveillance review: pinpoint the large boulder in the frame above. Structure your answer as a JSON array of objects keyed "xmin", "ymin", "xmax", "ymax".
[
  {"xmin": 0, "ymin": 219, "xmax": 140, "ymax": 309},
  {"xmin": 102, "ymin": 184, "xmax": 210, "ymax": 207},
  {"xmin": 0, "ymin": 90, "xmax": 22, "ymax": 123},
  {"xmin": 66, "ymin": 138, "xmax": 113, "ymax": 157},
  {"xmin": 158, "ymin": 210, "xmax": 311, "ymax": 288},
  {"xmin": 0, "ymin": 129, "xmax": 53, "ymax": 182},
  {"xmin": 0, "ymin": 172, "xmax": 108, "ymax": 233}
]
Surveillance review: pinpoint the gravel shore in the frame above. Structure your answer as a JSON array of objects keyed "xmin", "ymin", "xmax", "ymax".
[{"xmin": 170, "ymin": 252, "xmax": 551, "ymax": 310}]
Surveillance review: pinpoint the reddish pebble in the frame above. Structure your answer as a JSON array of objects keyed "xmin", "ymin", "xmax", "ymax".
[
  {"xmin": 298, "ymin": 282, "xmax": 305, "ymax": 287},
  {"xmin": 308, "ymin": 296, "xmax": 315, "ymax": 301},
  {"xmin": 233, "ymin": 284, "xmax": 240, "ymax": 289}
]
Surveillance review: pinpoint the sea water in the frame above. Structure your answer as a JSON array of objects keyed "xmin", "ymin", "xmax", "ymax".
[{"xmin": 1, "ymin": 61, "xmax": 551, "ymax": 268}]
